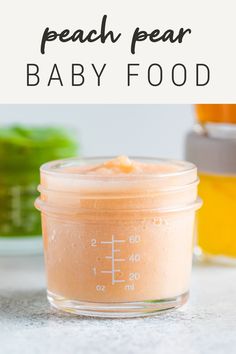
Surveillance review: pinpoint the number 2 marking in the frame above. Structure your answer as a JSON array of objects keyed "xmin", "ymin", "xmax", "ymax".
[{"xmin": 91, "ymin": 239, "xmax": 97, "ymax": 247}]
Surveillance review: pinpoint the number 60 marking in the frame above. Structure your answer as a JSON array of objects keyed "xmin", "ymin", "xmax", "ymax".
[{"xmin": 129, "ymin": 235, "xmax": 141, "ymax": 244}]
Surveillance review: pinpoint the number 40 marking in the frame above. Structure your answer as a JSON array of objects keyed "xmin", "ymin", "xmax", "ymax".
[{"xmin": 129, "ymin": 253, "xmax": 140, "ymax": 262}]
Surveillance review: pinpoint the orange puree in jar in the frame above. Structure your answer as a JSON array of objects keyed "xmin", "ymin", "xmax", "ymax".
[{"xmin": 36, "ymin": 156, "xmax": 201, "ymax": 317}]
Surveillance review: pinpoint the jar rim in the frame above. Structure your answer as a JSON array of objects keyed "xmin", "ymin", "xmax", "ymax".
[
  {"xmin": 37, "ymin": 157, "xmax": 199, "ymax": 216},
  {"xmin": 40, "ymin": 156, "xmax": 196, "ymax": 181}
]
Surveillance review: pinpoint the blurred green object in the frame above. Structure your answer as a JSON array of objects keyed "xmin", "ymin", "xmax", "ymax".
[{"xmin": 0, "ymin": 125, "xmax": 79, "ymax": 238}]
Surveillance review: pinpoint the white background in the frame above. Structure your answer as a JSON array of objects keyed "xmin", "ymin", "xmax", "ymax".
[
  {"xmin": 0, "ymin": 0, "xmax": 236, "ymax": 103},
  {"xmin": 0, "ymin": 104, "xmax": 194, "ymax": 159}
]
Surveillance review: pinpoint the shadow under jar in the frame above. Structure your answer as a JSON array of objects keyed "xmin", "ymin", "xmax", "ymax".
[{"xmin": 35, "ymin": 156, "xmax": 201, "ymax": 318}]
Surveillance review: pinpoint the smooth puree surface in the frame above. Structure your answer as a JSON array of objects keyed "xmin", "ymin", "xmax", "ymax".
[
  {"xmin": 60, "ymin": 155, "xmax": 181, "ymax": 175},
  {"xmin": 37, "ymin": 156, "xmax": 199, "ymax": 303}
]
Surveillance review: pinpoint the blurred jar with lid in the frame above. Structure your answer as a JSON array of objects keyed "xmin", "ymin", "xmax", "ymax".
[
  {"xmin": 0, "ymin": 125, "xmax": 79, "ymax": 255},
  {"xmin": 187, "ymin": 105, "xmax": 236, "ymax": 264},
  {"xmin": 186, "ymin": 129, "xmax": 236, "ymax": 265}
]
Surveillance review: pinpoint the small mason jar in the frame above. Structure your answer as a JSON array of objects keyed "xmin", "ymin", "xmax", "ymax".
[{"xmin": 35, "ymin": 156, "xmax": 201, "ymax": 318}]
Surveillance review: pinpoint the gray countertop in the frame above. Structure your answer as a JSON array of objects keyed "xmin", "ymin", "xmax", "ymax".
[{"xmin": 1, "ymin": 255, "xmax": 236, "ymax": 354}]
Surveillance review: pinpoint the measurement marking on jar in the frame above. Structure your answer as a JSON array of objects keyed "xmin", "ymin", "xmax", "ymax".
[
  {"xmin": 125, "ymin": 284, "xmax": 135, "ymax": 291},
  {"xmin": 100, "ymin": 239, "xmax": 125, "ymax": 244},
  {"xmin": 96, "ymin": 285, "xmax": 106, "ymax": 292},
  {"xmin": 105, "ymin": 256, "xmax": 125, "ymax": 262},
  {"xmin": 100, "ymin": 235, "xmax": 126, "ymax": 285},
  {"xmin": 114, "ymin": 258, "xmax": 125, "ymax": 262},
  {"xmin": 101, "ymin": 270, "xmax": 121, "ymax": 273},
  {"xmin": 114, "ymin": 280, "xmax": 125, "ymax": 283},
  {"xmin": 92, "ymin": 267, "xmax": 97, "ymax": 275}
]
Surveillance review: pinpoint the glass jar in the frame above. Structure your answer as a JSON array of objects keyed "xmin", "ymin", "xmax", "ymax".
[
  {"xmin": 186, "ymin": 131, "xmax": 236, "ymax": 264},
  {"xmin": 0, "ymin": 125, "xmax": 79, "ymax": 255},
  {"xmin": 35, "ymin": 156, "xmax": 201, "ymax": 318},
  {"xmin": 195, "ymin": 104, "xmax": 236, "ymax": 124}
]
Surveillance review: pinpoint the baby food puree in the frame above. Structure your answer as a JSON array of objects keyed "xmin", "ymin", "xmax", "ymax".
[{"xmin": 36, "ymin": 156, "xmax": 200, "ymax": 317}]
